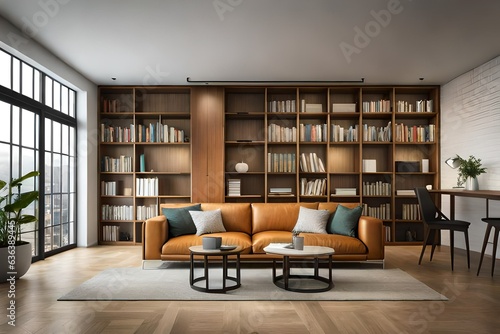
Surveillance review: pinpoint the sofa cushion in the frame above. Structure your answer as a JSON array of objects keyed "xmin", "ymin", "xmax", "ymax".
[
  {"xmin": 162, "ymin": 204, "xmax": 201, "ymax": 238},
  {"xmin": 201, "ymin": 203, "xmax": 252, "ymax": 234},
  {"xmin": 252, "ymin": 202, "xmax": 318, "ymax": 234},
  {"xmin": 292, "ymin": 206, "xmax": 330, "ymax": 234},
  {"xmin": 162, "ymin": 232, "xmax": 253, "ymax": 255},
  {"xmin": 327, "ymin": 204, "xmax": 363, "ymax": 237},
  {"xmin": 300, "ymin": 233, "xmax": 367, "ymax": 254},
  {"xmin": 189, "ymin": 209, "xmax": 226, "ymax": 236},
  {"xmin": 317, "ymin": 202, "xmax": 360, "ymax": 212},
  {"xmin": 252, "ymin": 231, "xmax": 294, "ymax": 254}
]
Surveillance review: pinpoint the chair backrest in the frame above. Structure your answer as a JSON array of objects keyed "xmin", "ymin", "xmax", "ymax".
[{"xmin": 414, "ymin": 187, "xmax": 439, "ymax": 223}]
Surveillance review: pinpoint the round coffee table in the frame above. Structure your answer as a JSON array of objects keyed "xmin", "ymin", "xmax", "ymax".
[
  {"xmin": 189, "ymin": 245, "xmax": 242, "ymax": 293},
  {"xmin": 263, "ymin": 244, "xmax": 335, "ymax": 293}
]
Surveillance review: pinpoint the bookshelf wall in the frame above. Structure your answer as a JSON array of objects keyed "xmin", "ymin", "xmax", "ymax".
[
  {"xmin": 99, "ymin": 87, "xmax": 192, "ymax": 245},
  {"xmin": 99, "ymin": 85, "xmax": 439, "ymax": 246},
  {"xmin": 223, "ymin": 86, "xmax": 440, "ymax": 245}
]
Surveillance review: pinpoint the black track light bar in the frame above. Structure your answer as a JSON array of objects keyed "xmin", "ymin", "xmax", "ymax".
[{"xmin": 186, "ymin": 77, "xmax": 365, "ymax": 85}]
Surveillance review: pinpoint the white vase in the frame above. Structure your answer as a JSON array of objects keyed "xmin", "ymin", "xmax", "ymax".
[
  {"xmin": 465, "ymin": 177, "xmax": 479, "ymax": 190},
  {"xmin": 235, "ymin": 161, "xmax": 248, "ymax": 173}
]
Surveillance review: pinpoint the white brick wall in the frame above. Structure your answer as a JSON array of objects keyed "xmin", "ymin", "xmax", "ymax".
[{"xmin": 441, "ymin": 56, "xmax": 500, "ymax": 259}]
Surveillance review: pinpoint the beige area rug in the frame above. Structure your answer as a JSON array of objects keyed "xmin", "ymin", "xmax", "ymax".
[{"xmin": 58, "ymin": 263, "xmax": 446, "ymax": 301}]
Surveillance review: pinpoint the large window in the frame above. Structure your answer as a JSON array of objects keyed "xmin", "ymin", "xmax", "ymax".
[{"xmin": 0, "ymin": 47, "xmax": 77, "ymax": 260}]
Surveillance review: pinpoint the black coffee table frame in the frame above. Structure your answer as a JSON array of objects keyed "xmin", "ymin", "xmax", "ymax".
[
  {"xmin": 272, "ymin": 254, "xmax": 334, "ymax": 293},
  {"xmin": 189, "ymin": 246, "xmax": 241, "ymax": 293}
]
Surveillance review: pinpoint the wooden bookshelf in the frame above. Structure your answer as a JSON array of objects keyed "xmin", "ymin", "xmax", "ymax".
[
  {"xmin": 222, "ymin": 86, "xmax": 440, "ymax": 245},
  {"xmin": 98, "ymin": 86, "xmax": 192, "ymax": 245},
  {"xmin": 99, "ymin": 84, "xmax": 440, "ymax": 246}
]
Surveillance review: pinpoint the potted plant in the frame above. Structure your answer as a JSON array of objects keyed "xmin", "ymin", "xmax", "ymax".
[
  {"xmin": 0, "ymin": 171, "xmax": 40, "ymax": 282},
  {"xmin": 450, "ymin": 155, "xmax": 486, "ymax": 190}
]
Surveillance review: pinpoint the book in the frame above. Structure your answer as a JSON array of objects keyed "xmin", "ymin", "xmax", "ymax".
[
  {"xmin": 332, "ymin": 103, "xmax": 356, "ymax": 112},
  {"xmin": 396, "ymin": 189, "xmax": 415, "ymax": 196},
  {"xmin": 305, "ymin": 103, "xmax": 322, "ymax": 113},
  {"xmin": 269, "ymin": 187, "xmax": 292, "ymax": 193},
  {"xmin": 140, "ymin": 154, "xmax": 146, "ymax": 172},
  {"xmin": 362, "ymin": 159, "xmax": 376, "ymax": 172},
  {"xmin": 334, "ymin": 188, "xmax": 357, "ymax": 195}
]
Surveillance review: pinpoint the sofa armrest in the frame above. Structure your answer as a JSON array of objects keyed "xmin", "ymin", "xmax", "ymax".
[
  {"xmin": 357, "ymin": 216, "xmax": 384, "ymax": 260},
  {"xmin": 142, "ymin": 215, "xmax": 168, "ymax": 260}
]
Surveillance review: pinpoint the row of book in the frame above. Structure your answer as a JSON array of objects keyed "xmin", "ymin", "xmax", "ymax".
[
  {"xmin": 136, "ymin": 123, "xmax": 185, "ymax": 143},
  {"xmin": 136, "ymin": 204, "xmax": 159, "ymax": 220},
  {"xmin": 362, "ymin": 203, "xmax": 391, "ymax": 220},
  {"xmin": 102, "ymin": 225, "xmax": 121, "ymax": 242},
  {"xmin": 101, "ymin": 204, "xmax": 133, "ymax": 221},
  {"xmin": 101, "ymin": 155, "xmax": 133, "ymax": 172},
  {"xmin": 100, "ymin": 124, "xmax": 135, "ymax": 142},
  {"xmin": 394, "ymin": 124, "xmax": 435, "ymax": 143},
  {"xmin": 299, "ymin": 152, "xmax": 326, "ymax": 173},
  {"xmin": 100, "ymin": 123, "xmax": 186, "ymax": 143},
  {"xmin": 401, "ymin": 204, "xmax": 421, "ymax": 220},
  {"xmin": 300, "ymin": 178, "xmax": 327, "ymax": 196},
  {"xmin": 362, "ymin": 122, "xmax": 392, "ymax": 142},
  {"xmin": 267, "ymin": 153, "xmax": 296, "ymax": 173},
  {"xmin": 101, "ymin": 181, "xmax": 118, "ymax": 196},
  {"xmin": 362, "ymin": 100, "xmax": 391, "ymax": 113},
  {"xmin": 362, "ymin": 181, "xmax": 391, "ymax": 196},
  {"xmin": 267, "ymin": 124, "xmax": 297, "ymax": 142},
  {"xmin": 331, "ymin": 124, "xmax": 359, "ymax": 142},
  {"xmin": 396, "ymin": 100, "xmax": 433, "ymax": 113},
  {"xmin": 227, "ymin": 179, "xmax": 241, "ymax": 196},
  {"xmin": 299, "ymin": 123, "xmax": 327, "ymax": 142},
  {"xmin": 269, "ymin": 100, "xmax": 296, "ymax": 113},
  {"xmin": 136, "ymin": 177, "xmax": 158, "ymax": 196},
  {"xmin": 268, "ymin": 100, "xmax": 325, "ymax": 113}
]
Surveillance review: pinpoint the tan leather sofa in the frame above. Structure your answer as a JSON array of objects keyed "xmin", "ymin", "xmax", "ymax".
[{"xmin": 143, "ymin": 202, "xmax": 384, "ymax": 263}]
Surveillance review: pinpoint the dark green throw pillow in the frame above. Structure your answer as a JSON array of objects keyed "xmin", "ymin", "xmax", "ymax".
[
  {"xmin": 327, "ymin": 204, "xmax": 363, "ymax": 237},
  {"xmin": 162, "ymin": 204, "xmax": 202, "ymax": 238}
]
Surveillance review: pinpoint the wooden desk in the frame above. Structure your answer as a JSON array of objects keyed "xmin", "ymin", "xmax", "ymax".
[{"xmin": 432, "ymin": 189, "xmax": 500, "ymax": 219}]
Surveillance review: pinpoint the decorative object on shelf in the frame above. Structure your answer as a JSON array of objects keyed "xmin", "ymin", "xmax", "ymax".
[
  {"xmin": 0, "ymin": 171, "xmax": 40, "ymax": 282},
  {"xmin": 405, "ymin": 229, "xmax": 417, "ymax": 242},
  {"xmin": 235, "ymin": 161, "xmax": 249, "ymax": 173},
  {"xmin": 446, "ymin": 155, "xmax": 486, "ymax": 190}
]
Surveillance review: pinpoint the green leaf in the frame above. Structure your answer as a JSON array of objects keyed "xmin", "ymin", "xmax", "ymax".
[
  {"xmin": 9, "ymin": 171, "xmax": 40, "ymax": 188},
  {"xmin": 17, "ymin": 215, "xmax": 38, "ymax": 225},
  {"xmin": 4, "ymin": 191, "xmax": 39, "ymax": 213}
]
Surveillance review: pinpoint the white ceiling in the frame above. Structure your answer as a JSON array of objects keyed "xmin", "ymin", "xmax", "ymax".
[{"xmin": 1, "ymin": 0, "xmax": 499, "ymax": 86}]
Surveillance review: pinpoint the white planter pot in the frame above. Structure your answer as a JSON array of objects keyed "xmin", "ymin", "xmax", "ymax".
[
  {"xmin": 465, "ymin": 177, "xmax": 479, "ymax": 191},
  {"xmin": 0, "ymin": 242, "xmax": 32, "ymax": 283}
]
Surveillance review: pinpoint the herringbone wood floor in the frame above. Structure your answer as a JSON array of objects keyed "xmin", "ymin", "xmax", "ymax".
[{"xmin": 0, "ymin": 245, "xmax": 498, "ymax": 334}]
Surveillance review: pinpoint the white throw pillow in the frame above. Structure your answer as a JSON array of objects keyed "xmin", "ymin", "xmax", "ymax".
[
  {"xmin": 189, "ymin": 209, "xmax": 226, "ymax": 236},
  {"xmin": 292, "ymin": 206, "xmax": 330, "ymax": 234}
]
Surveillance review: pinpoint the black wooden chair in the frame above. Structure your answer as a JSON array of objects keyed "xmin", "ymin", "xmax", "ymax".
[
  {"xmin": 414, "ymin": 187, "xmax": 471, "ymax": 270},
  {"xmin": 477, "ymin": 218, "xmax": 500, "ymax": 276}
]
